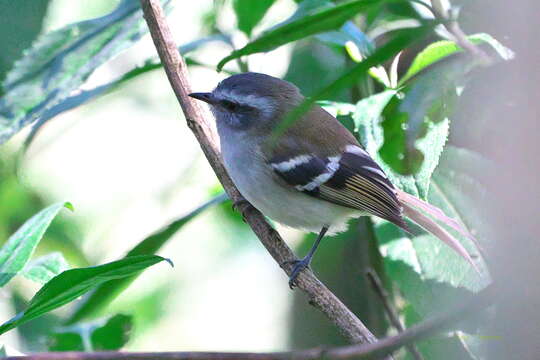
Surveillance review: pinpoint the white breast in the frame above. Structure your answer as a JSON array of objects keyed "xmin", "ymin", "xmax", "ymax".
[{"xmin": 219, "ymin": 130, "xmax": 358, "ymax": 235}]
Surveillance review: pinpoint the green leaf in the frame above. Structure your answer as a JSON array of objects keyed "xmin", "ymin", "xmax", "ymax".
[
  {"xmin": 217, "ymin": 0, "xmax": 384, "ymax": 71},
  {"xmin": 374, "ymin": 147, "xmax": 490, "ymax": 317},
  {"xmin": 0, "ymin": 255, "xmax": 169, "ymax": 335},
  {"xmin": 21, "ymin": 252, "xmax": 70, "ymax": 284},
  {"xmin": 0, "ymin": 202, "xmax": 72, "ymax": 287},
  {"xmin": 66, "ymin": 193, "xmax": 228, "ymax": 324},
  {"xmin": 0, "ymin": 0, "xmax": 172, "ymax": 145},
  {"xmin": 272, "ymin": 25, "xmax": 434, "ymax": 140},
  {"xmin": 233, "ymin": 0, "xmax": 276, "ymax": 37},
  {"xmin": 49, "ymin": 314, "xmax": 132, "ymax": 351},
  {"xmin": 22, "ymin": 34, "xmax": 229, "ymax": 150},
  {"xmin": 399, "ymin": 33, "xmax": 514, "ymax": 85},
  {"xmin": 353, "ymin": 87, "xmax": 445, "ymax": 199},
  {"xmin": 380, "ymin": 53, "xmax": 468, "ymax": 175},
  {"xmin": 353, "ymin": 89, "xmax": 396, "ymax": 132}
]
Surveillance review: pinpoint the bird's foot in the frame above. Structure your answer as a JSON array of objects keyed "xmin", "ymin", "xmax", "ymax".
[
  {"xmin": 287, "ymin": 257, "xmax": 311, "ymax": 289},
  {"xmin": 232, "ymin": 198, "xmax": 252, "ymax": 222}
]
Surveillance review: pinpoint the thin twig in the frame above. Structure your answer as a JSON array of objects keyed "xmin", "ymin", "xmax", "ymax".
[
  {"xmin": 5, "ymin": 286, "xmax": 493, "ymax": 360},
  {"xmin": 138, "ymin": 0, "xmax": 387, "ymax": 352},
  {"xmin": 429, "ymin": 0, "xmax": 492, "ymax": 64},
  {"xmin": 366, "ymin": 269, "xmax": 424, "ymax": 360}
]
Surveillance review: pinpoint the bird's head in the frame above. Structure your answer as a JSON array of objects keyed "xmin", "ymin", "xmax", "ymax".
[{"xmin": 189, "ymin": 72, "xmax": 303, "ymax": 134}]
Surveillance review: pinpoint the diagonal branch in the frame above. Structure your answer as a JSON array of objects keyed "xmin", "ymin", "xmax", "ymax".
[{"xmin": 138, "ymin": 0, "xmax": 385, "ymax": 350}]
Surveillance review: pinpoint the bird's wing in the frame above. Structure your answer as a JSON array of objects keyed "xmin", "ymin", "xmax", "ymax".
[
  {"xmin": 263, "ymin": 105, "xmax": 406, "ymax": 229},
  {"xmin": 267, "ymin": 140, "xmax": 407, "ymax": 230}
]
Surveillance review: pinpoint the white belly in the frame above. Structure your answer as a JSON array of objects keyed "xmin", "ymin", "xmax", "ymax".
[{"xmin": 220, "ymin": 135, "xmax": 358, "ymax": 235}]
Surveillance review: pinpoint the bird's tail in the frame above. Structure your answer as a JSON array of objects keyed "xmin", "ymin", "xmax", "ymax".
[{"xmin": 396, "ymin": 189, "xmax": 481, "ymax": 273}]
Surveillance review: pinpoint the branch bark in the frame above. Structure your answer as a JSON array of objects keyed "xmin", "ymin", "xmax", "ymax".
[
  {"xmin": 138, "ymin": 0, "xmax": 382, "ymax": 349},
  {"xmin": 5, "ymin": 286, "xmax": 492, "ymax": 360}
]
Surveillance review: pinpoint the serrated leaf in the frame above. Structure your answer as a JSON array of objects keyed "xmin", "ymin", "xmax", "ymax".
[
  {"xmin": 0, "ymin": 202, "xmax": 72, "ymax": 287},
  {"xmin": 0, "ymin": 0, "xmax": 172, "ymax": 145},
  {"xmin": 375, "ymin": 147, "xmax": 490, "ymax": 318},
  {"xmin": 21, "ymin": 252, "xmax": 70, "ymax": 284},
  {"xmin": 0, "ymin": 255, "xmax": 169, "ymax": 335},
  {"xmin": 233, "ymin": 0, "xmax": 276, "ymax": 37},
  {"xmin": 380, "ymin": 53, "xmax": 468, "ymax": 175},
  {"xmin": 66, "ymin": 193, "xmax": 228, "ymax": 324},
  {"xmin": 399, "ymin": 33, "xmax": 514, "ymax": 85},
  {"xmin": 353, "ymin": 89, "xmax": 396, "ymax": 132},
  {"xmin": 49, "ymin": 314, "xmax": 132, "ymax": 351},
  {"xmin": 354, "ymin": 90, "xmax": 445, "ymax": 199},
  {"xmin": 217, "ymin": 0, "xmax": 384, "ymax": 71}
]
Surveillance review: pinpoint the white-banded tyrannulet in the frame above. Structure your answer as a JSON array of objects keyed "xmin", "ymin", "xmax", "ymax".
[{"xmin": 189, "ymin": 72, "xmax": 479, "ymax": 288}]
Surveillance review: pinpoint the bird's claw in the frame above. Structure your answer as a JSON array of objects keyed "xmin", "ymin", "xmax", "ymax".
[
  {"xmin": 232, "ymin": 199, "xmax": 251, "ymax": 222},
  {"xmin": 288, "ymin": 257, "xmax": 311, "ymax": 289}
]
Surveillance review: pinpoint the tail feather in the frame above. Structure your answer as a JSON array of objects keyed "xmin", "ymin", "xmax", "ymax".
[
  {"xmin": 398, "ymin": 193, "xmax": 480, "ymax": 274},
  {"xmin": 397, "ymin": 189, "xmax": 479, "ymax": 246}
]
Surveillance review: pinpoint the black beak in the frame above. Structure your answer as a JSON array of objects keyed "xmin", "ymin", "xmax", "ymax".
[{"xmin": 188, "ymin": 92, "xmax": 217, "ymax": 104}]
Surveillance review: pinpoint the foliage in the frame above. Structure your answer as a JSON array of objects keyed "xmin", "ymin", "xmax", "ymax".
[{"xmin": 0, "ymin": 0, "xmax": 512, "ymax": 358}]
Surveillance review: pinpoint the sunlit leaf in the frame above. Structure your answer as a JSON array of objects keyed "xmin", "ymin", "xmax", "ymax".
[
  {"xmin": 66, "ymin": 193, "xmax": 228, "ymax": 324},
  {"xmin": 233, "ymin": 0, "xmax": 276, "ymax": 37},
  {"xmin": 21, "ymin": 252, "xmax": 70, "ymax": 284},
  {"xmin": 0, "ymin": 255, "xmax": 169, "ymax": 335},
  {"xmin": 399, "ymin": 33, "xmax": 514, "ymax": 85},
  {"xmin": 0, "ymin": 202, "xmax": 72, "ymax": 287},
  {"xmin": 0, "ymin": 0, "xmax": 172, "ymax": 145},
  {"xmin": 217, "ymin": 0, "xmax": 385, "ymax": 71}
]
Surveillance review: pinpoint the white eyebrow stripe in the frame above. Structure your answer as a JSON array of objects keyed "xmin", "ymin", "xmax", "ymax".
[
  {"xmin": 362, "ymin": 165, "xmax": 388, "ymax": 179},
  {"xmin": 271, "ymin": 155, "xmax": 313, "ymax": 172},
  {"xmin": 296, "ymin": 155, "xmax": 341, "ymax": 191},
  {"xmin": 345, "ymin": 144, "xmax": 370, "ymax": 158},
  {"xmin": 214, "ymin": 89, "xmax": 276, "ymax": 115}
]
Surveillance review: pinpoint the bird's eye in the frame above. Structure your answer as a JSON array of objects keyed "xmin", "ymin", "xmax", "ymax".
[{"xmin": 221, "ymin": 100, "xmax": 239, "ymax": 112}]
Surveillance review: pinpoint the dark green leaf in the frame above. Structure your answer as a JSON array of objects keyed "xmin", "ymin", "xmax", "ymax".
[
  {"xmin": 233, "ymin": 0, "xmax": 276, "ymax": 36},
  {"xmin": 0, "ymin": 0, "xmax": 172, "ymax": 145},
  {"xmin": 0, "ymin": 255, "xmax": 169, "ymax": 335},
  {"xmin": 273, "ymin": 25, "xmax": 433, "ymax": 142},
  {"xmin": 21, "ymin": 252, "xmax": 69, "ymax": 284},
  {"xmin": 317, "ymin": 21, "xmax": 375, "ymax": 57},
  {"xmin": 49, "ymin": 314, "xmax": 132, "ymax": 351},
  {"xmin": 66, "ymin": 193, "xmax": 227, "ymax": 324},
  {"xmin": 217, "ymin": 0, "xmax": 385, "ymax": 71},
  {"xmin": 0, "ymin": 202, "xmax": 72, "ymax": 287}
]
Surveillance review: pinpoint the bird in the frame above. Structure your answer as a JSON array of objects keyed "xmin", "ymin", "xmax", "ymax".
[{"xmin": 189, "ymin": 72, "xmax": 479, "ymax": 288}]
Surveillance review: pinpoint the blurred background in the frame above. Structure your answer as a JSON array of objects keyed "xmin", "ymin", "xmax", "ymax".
[{"xmin": 0, "ymin": 0, "xmax": 538, "ymax": 359}]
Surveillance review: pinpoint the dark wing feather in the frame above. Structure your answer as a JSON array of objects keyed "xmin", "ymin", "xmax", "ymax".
[
  {"xmin": 269, "ymin": 147, "xmax": 407, "ymax": 230},
  {"xmin": 320, "ymin": 151, "xmax": 407, "ymax": 229}
]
